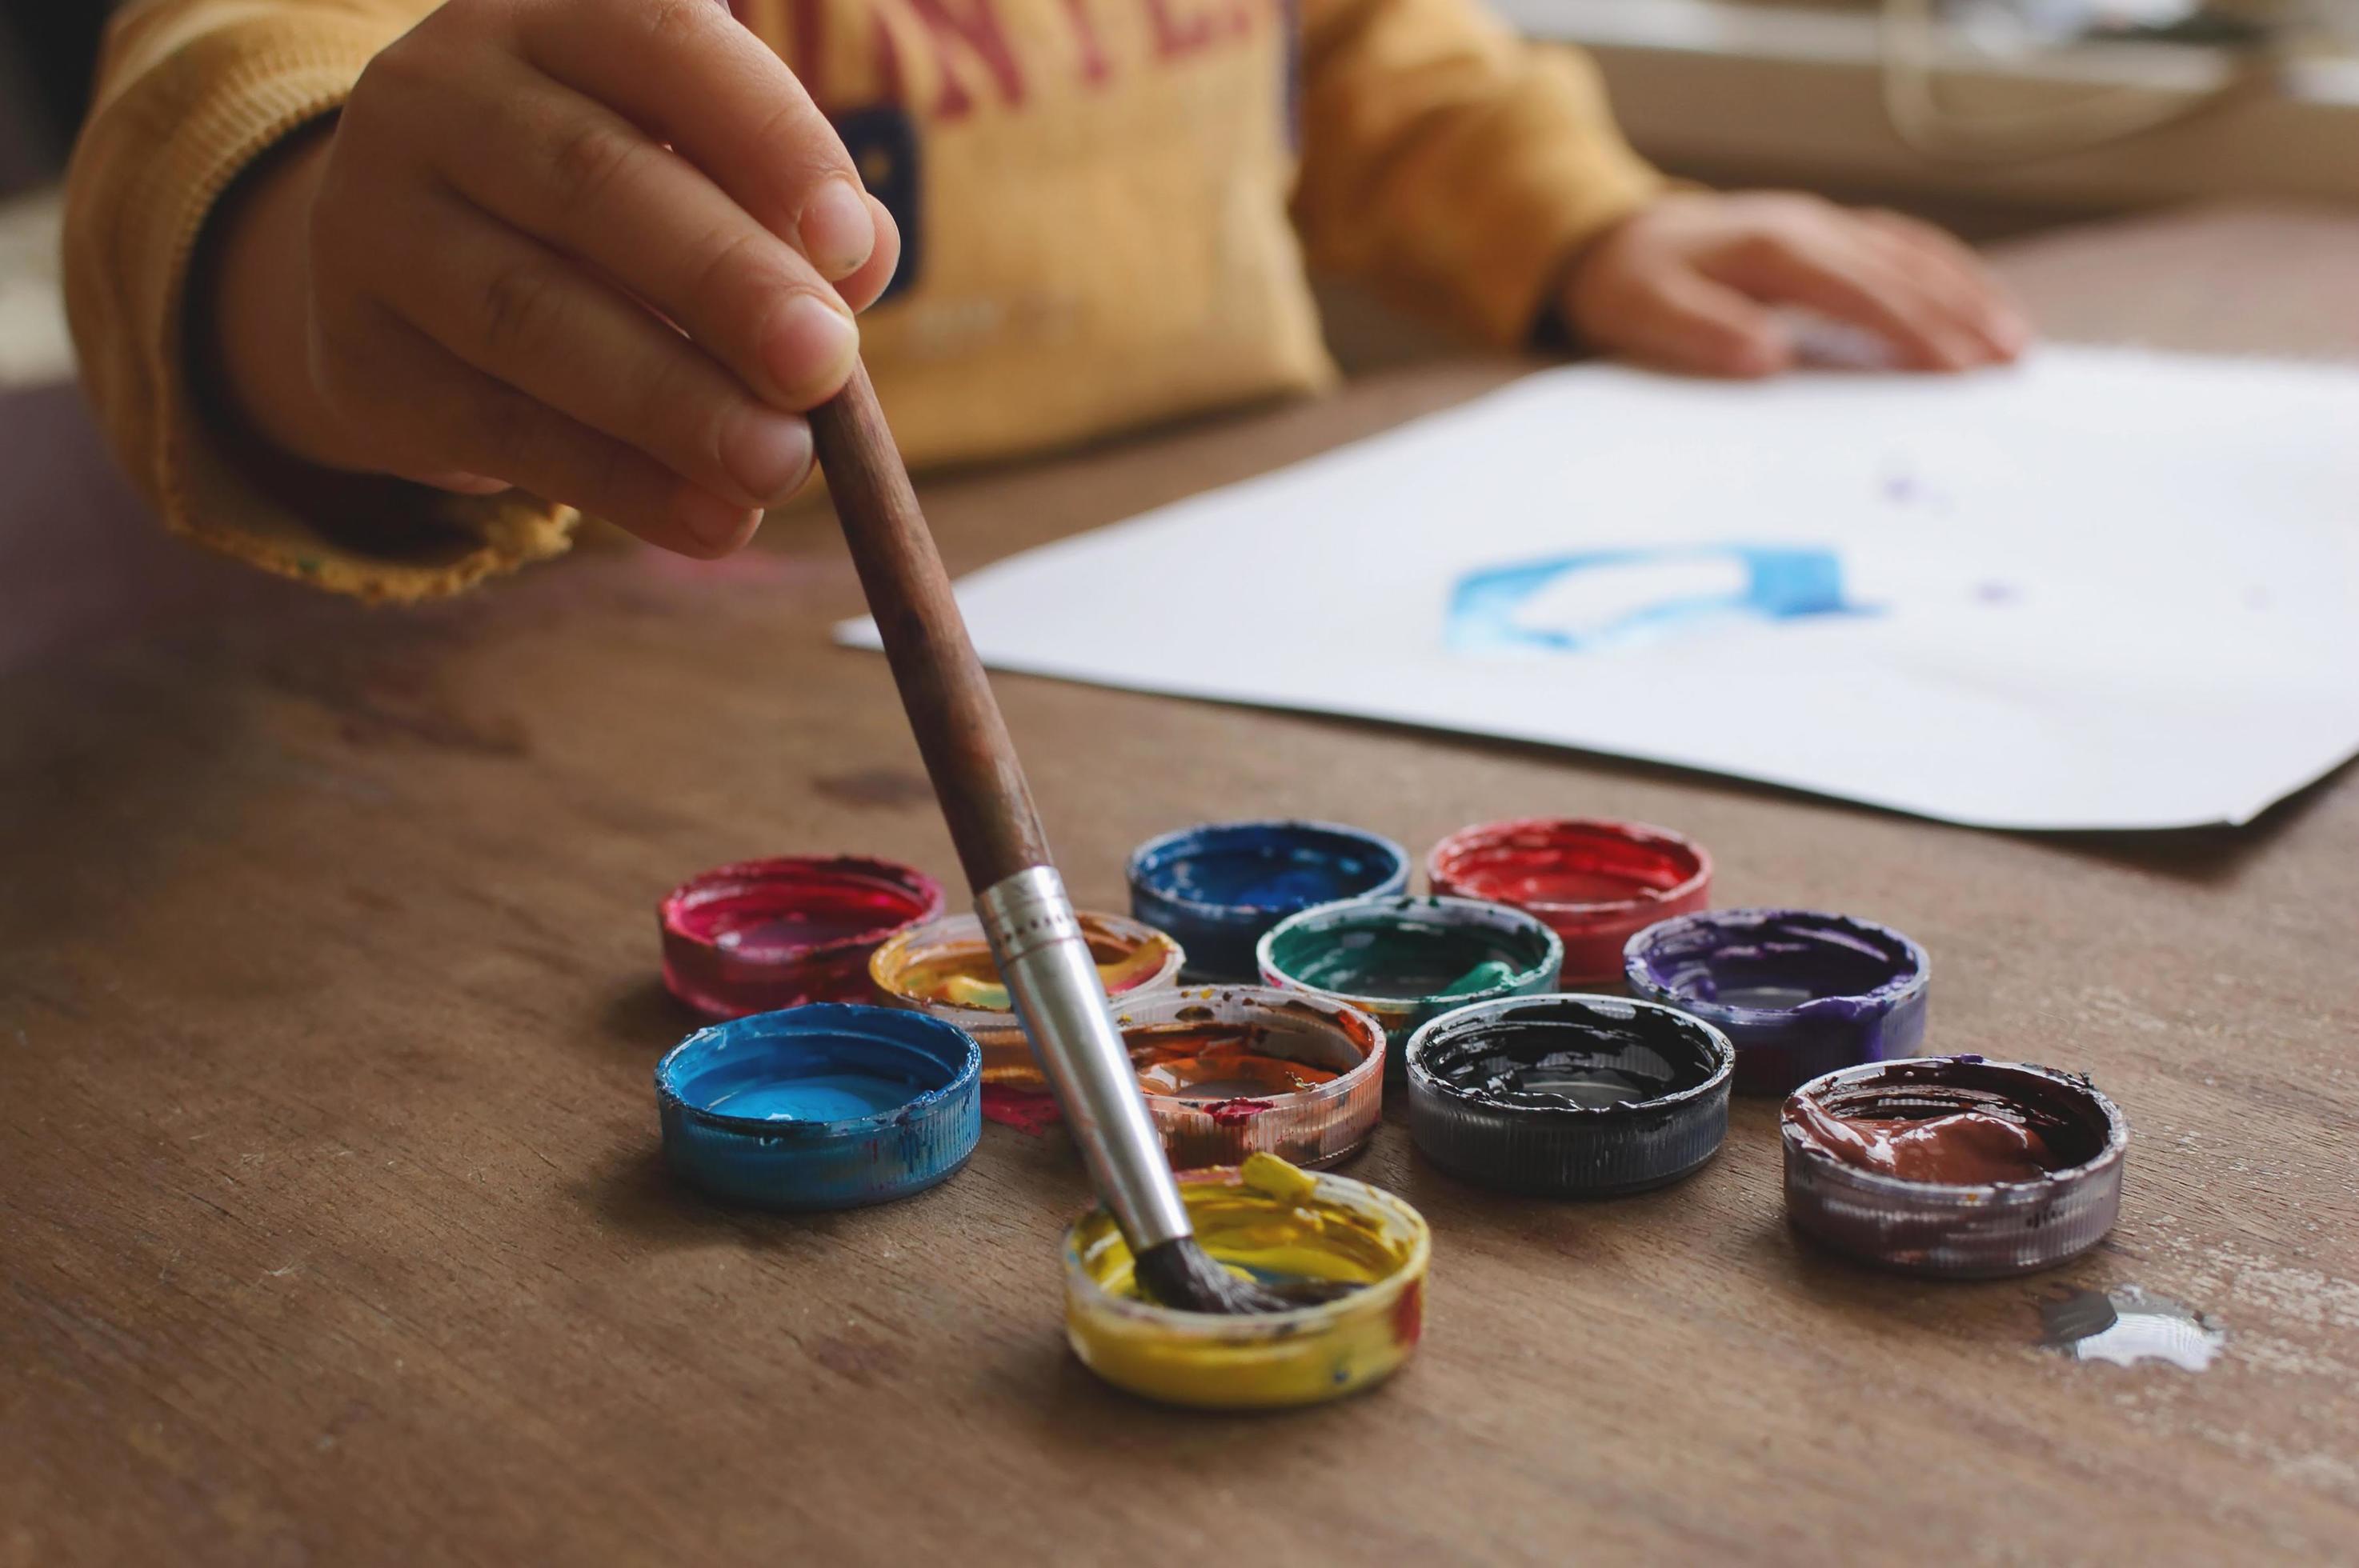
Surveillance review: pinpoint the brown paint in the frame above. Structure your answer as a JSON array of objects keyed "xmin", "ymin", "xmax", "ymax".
[{"xmin": 1786, "ymin": 1096, "xmax": 2058, "ymax": 1184}]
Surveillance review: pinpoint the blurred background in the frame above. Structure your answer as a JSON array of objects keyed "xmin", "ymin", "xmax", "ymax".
[
  {"xmin": 1505, "ymin": 0, "xmax": 2359, "ymax": 226},
  {"xmin": 2, "ymin": 0, "xmax": 2353, "ymax": 661},
  {"xmin": 6, "ymin": 0, "xmax": 2356, "ymax": 385},
  {"xmin": 10, "ymin": 0, "xmax": 2359, "ymax": 354}
]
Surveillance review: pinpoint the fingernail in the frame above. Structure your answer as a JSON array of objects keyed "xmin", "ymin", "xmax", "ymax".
[
  {"xmin": 675, "ymin": 488, "xmax": 757, "ymax": 553},
  {"xmin": 1720, "ymin": 332, "xmax": 1784, "ymax": 378},
  {"xmin": 798, "ymin": 178, "xmax": 875, "ymax": 279},
  {"xmin": 763, "ymin": 293, "xmax": 859, "ymax": 405},
  {"xmin": 720, "ymin": 408, "xmax": 814, "ymax": 502}
]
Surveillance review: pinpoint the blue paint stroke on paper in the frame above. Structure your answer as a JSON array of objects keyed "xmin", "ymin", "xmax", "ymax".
[{"xmin": 1447, "ymin": 544, "xmax": 1879, "ymax": 654}]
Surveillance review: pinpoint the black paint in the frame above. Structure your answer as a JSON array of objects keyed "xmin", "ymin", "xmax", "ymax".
[{"xmin": 1405, "ymin": 995, "xmax": 1734, "ymax": 1196}]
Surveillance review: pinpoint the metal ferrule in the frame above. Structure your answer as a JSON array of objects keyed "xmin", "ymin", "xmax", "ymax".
[{"xmin": 977, "ymin": 866, "xmax": 1194, "ymax": 1252}]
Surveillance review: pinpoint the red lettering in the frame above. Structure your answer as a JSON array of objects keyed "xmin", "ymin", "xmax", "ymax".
[
  {"xmin": 1143, "ymin": 0, "xmax": 1219, "ymax": 58},
  {"xmin": 785, "ymin": 0, "xmax": 828, "ymax": 104},
  {"xmin": 1059, "ymin": 0, "xmax": 1111, "ymax": 86},
  {"xmin": 872, "ymin": 11, "xmax": 907, "ymax": 105},
  {"xmin": 900, "ymin": 0, "xmax": 1027, "ymax": 118}
]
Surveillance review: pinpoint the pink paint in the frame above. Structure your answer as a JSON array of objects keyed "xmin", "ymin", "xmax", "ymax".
[{"xmin": 659, "ymin": 855, "xmax": 943, "ymax": 1018}]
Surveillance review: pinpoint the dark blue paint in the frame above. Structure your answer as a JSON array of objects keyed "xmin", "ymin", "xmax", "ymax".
[
  {"xmin": 1446, "ymin": 544, "xmax": 1877, "ymax": 654},
  {"xmin": 1127, "ymin": 820, "xmax": 1409, "ymax": 982},
  {"xmin": 655, "ymin": 1003, "xmax": 980, "ymax": 1210},
  {"xmin": 1623, "ymin": 908, "xmax": 1929, "ymax": 1097}
]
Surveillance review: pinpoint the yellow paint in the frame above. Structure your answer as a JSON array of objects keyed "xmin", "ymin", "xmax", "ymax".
[
  {"xmin": 1241, "ymin": 1150, "xmax": 1319, "ymax": 1204},
  {"xmin": 1061, "ymin": 1158, "xmax": 1430, "ymax": 1410}
]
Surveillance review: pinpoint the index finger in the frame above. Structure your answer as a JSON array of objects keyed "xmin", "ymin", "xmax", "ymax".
[{"xmin": 514, "ymin": 0, "xmax": 873, "ymax": 273}]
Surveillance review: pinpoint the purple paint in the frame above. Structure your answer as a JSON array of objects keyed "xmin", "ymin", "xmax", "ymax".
[{"xmin": 1623, "ymin": 908, "xmax": 1928, "ymax": 1096}]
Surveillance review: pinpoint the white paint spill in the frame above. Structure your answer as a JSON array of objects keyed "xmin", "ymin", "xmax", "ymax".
[{"xmin": 2042, "ymin": 1284, "xmax": 2226, "ymax": 1371}]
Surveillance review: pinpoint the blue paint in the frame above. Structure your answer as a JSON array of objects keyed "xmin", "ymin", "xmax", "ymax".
[
  {"xmin": 1446, "ymin": 544, "xmax": 1877, "ymax": 654},
  {"xmin": 700, "ymin": 1071, "xmax": 926, "ymax": 1122},
  {"xmin": 655, "ymin": 1003, "xmax": 981, "ymax": 1210},
  {"xmin": 1127, "ymin": 821, "xmax": 1410, "ymax": 982},
  {"xmin": 1623, "ymin": 908, "xmax": 1929, "ymax": 1097}
]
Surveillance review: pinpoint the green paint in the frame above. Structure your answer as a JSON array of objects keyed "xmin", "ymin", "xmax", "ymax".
[
  {"xmin": 1268, "ymin": 911, "xmax": 1550, "ymax": 1002},
  {"xmin": 1437, "ymin": 959, "xmax": 1519, "ymax": 998}
]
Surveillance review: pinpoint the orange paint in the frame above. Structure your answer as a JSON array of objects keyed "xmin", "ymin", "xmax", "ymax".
[{"xmin": 1125, "ymin": 1022, "xmax": 1341, "ymax": 1099}]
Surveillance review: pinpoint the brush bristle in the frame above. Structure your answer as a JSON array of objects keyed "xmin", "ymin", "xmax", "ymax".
[{"xmin": 1132, "ymin": 1237, "xmax": 1358, "ymax": 1314}]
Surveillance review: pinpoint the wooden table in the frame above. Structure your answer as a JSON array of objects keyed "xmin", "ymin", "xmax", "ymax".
[{"xmin": 6, "ymin": 206, "xmax": 2356, "ymax": 1564}]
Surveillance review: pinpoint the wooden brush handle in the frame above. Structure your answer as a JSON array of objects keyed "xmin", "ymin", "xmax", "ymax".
[{"xmin": 809, "ymin": 362, "xmax": 1052, "ymax": 894}]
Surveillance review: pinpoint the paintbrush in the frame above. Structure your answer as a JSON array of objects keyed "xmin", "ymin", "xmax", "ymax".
[{"xmin": 809, "ymin": 364, "xmax": 1309, "ymax": 1314}]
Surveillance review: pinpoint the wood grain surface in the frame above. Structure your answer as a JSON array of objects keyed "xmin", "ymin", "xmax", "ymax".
[{"xmin": 4, "ymin": 206, "xmax": 2355, "ymax": 1566}]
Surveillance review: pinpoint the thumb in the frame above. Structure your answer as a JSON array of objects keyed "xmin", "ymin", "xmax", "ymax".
[{"xmin": 1614, "ymin": 270, "xmax": 1793, "ymax": 378}]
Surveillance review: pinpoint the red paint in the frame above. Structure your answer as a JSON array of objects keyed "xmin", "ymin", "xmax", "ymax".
[
  {"xmin": 1391, "ymin": 1274, "xmax": 1424, "ymax": 1349},
  {"xmin": 981, "ymin": 1084, "xmax": 1064, "ymax": 1135},
  {"xmin": 1428, "ymin": 818, "xmax": 1712, "ymax": 987},
  {"xmin": 659, "ymin": 856, "xmax": 944, "ymax": 1018},
  {"xmin": 1207, "ymin": 1098, "xmax": 1273, "ymax": 1126}
]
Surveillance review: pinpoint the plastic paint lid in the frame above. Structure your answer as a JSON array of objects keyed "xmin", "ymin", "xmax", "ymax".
[
  {"xmin": 1112, "ymin": 986, "xmax": 1386, "ymax": 1172},
  {"xmin": 655, "ymin": 1003, "xmax": 980, "ymax": 1210},
  {"xmin": 1127, "ymin": 820, "xmax": 1410, "ymax": 982},
  {"xmin": 1405, "ymin": 993, "xmax": 1734, "ymax": 1196},
  {"xmin": 1781, "ymin": 1058, "xmax": 2128, "ymax": 1278},
  {"xmin": 1256, "ymin": 894, "xmax": 1564, "ymax": 1071},
  {"xmin": 867, "ymin": 910, "xmax": 1184, "ymax": 1094},
  {"xmin": 1061, "ymin": 1154, "xmax": 1431, "ymax": 1410},
  {"xmin": 1624, "ymin": 907, "xmax": 1930, "ymax": 1097},
  {"xmin": 1428, "ymin": 818, "xmax": 1712, "ymax": 986},
  {"xmin": 660, "ymin": 856, "xmax": 944, "ymax": 1019}
]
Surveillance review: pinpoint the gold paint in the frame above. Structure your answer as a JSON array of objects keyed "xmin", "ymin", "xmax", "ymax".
[{"xmin": 871, "ymin": 913, "xmax": 1179, "ymax": 1013}]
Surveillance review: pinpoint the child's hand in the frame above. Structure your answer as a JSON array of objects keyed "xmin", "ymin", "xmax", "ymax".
[
  {"xmin": 209, "ymin": 0, "xmax": 897, "ymax": 556},
  {"xmin": 1561, "ymin": 191, "xmax": 2029, "ymax": 378}
]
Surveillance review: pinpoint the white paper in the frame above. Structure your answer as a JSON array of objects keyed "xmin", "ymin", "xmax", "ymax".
[{"xmin": 839, "ymin": 346, "xmax": 2359, "ymax": 830}]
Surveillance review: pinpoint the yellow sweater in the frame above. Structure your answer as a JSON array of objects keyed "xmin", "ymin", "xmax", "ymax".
[{"xmin": 65, "ymin": 0, "xmax": 1661, "ymax": 600}]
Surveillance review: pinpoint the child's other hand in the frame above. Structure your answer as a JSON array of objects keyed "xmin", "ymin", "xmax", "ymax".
[
  {"xmin": 210, "ymin": 0, "xmax": 898, "ymax": 556},
  {"xmin": 1561, "ymin": 191, "xmax": 2030, "ymax": 378}
]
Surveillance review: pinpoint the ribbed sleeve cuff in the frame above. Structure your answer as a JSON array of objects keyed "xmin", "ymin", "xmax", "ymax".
[
  {"xmin": 64, "ymin": 9, "xmax": 577, "ymax": 602},
  {"xmin": 1448, "ymin": 46, "xmax": 1667, "ymax": 348}
]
